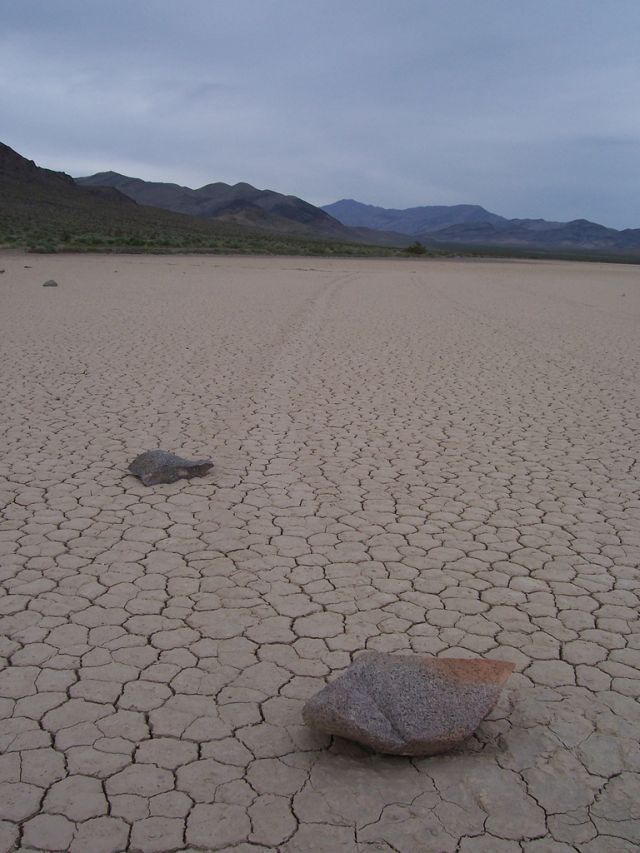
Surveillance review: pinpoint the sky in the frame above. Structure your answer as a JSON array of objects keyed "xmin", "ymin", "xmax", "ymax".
[{"xmin": 2, "ymin": 0, "xmax": 639, "ymax": 228}]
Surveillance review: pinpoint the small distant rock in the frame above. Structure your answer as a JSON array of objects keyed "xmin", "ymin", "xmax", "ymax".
[
  {"xmin": 0, "ymin": 269, "xmax": 5, "ymax": 274},
  {"xmin": 303, "ymin": 651, "xmax": 514, "ymax": 756},
  {"xmin": 128, "ymin": 450, "xmax": 213, "ymax": 486},
  {"xmin": 42, "ymin": 279, "xmax": 58, "ymax": 287}
]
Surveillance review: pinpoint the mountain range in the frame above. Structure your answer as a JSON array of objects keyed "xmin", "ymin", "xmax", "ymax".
[
  {"xmin": 322, "ymin": 199, "xmax": 640, "ymax": 252},
  {"xmin": 76, "ymin": 173, "xmax": 640, "ymax": 254},
  {"xmin": 0, "ymin": 142, "xmax": 398, "ymax": 254},
  {"xmin": 75, "ymin": 172, "xmax": 405, "ymax": 246},
  {"xmin": 76, "ymin": 172, "xmax": 349, "ymax": 237},
  {"xmin": 2, "ymin": 139, "xmax": 639, "ymax": 256},
  {"xmin": 322, "ymin": 199, "xmax": 507, "ymax": 235}
]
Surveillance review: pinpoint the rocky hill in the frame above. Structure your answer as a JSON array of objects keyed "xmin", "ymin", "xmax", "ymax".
[{"xmin": 0, "ymin": 142, "xmax": 135, "ymax": 209}]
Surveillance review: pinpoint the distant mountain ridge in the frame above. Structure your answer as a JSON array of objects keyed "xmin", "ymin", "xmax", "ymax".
[
  {"xmin": 77, "ymin": 172, "xmax": 348, "ymax": 238},
  {"xmin": 323, "ymin": 198, "xmax": 640, "ymax": 252},
  {"xmin": 75, "ymin": 172, "xmax": 410, "ymax": 246},
  {"xmin": 322, "ymin": 199, "xmax": 507, "ymax": 235},
  {"xmin": 430, "ymin": 218, "xmax": 640, "ymax": 251},
  {"xmin": 3, "ymin": 140, "xmax": 638, "ymax": 256}
]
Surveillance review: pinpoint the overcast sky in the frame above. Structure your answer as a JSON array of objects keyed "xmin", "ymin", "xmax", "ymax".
[{"xmin": 2, "ymin": 1, "xmax": 639, "ymax": 228}]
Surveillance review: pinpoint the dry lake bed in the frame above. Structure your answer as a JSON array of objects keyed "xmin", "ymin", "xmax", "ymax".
[{"xmin": 1, "ymin": 253, "xmax": 639, "ymax": 852}]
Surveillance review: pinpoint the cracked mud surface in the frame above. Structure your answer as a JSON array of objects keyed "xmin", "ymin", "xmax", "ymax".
[{"xmin": 1, "ymin": 253, "xmax": 639, "ymax": 852}]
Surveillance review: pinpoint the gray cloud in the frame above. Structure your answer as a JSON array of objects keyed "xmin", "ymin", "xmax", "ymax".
[{"xmin": 2, "ymin": 0, "xmax": 639, "ymax": 227}]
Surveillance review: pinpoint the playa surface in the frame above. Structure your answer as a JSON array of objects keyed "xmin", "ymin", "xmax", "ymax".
[{"xmin": 1, "ymin": 252, "xmax": 639, "ymax": 852}]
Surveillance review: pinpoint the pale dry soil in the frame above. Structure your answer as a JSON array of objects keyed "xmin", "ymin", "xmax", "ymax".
[{"xmin": 0, "ymin": 253, "xmax": 639, "ymax": 853}]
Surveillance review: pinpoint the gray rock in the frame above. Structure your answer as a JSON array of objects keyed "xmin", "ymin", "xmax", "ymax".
[
  {"xmin": 128, "ymin": 450, "xmax": 213, "ymax": 486},
  {"xmin": 42, "ymin": 279, "xmax": 58, "ymax": 287},
  {"xmin": 303, "ymin": 651, "xmax": 514, "ymax": 756}
]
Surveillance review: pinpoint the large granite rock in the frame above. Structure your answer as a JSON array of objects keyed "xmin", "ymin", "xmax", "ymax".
[
  {"xmin": 303, "ymin": 651, "xmax": 513, "ymax": 756},
  {"xmin": 128, "ymin": 450, "xmax": 213, "ymax": 486}
]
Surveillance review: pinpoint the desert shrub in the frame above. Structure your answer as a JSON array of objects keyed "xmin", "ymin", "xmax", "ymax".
[{"xmin": 406, "ymin": 240, "xmax": 427, "ymax": 255}]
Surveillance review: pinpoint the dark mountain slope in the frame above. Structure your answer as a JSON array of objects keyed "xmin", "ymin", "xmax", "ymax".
[
  {"xmin": 0, "ymin": 143, "xmax": 135, "ymax": 208},
  {"xmin": 0, "ymin": 142, "xmax": 244, "ymax": 248},
  {"xmin": 76, "ymin": 172, "xmax": 352, "ymax": 238}
]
